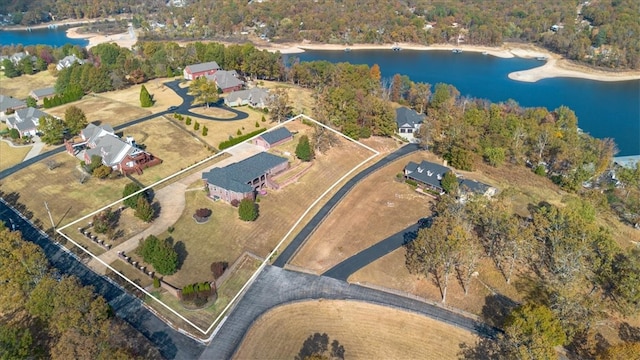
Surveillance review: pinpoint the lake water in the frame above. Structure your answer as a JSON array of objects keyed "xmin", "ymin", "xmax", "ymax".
[
  {"xmin": 289, "ymin": 50, "xmax": 640, "ymax": 156},
  {"xmin": 1, "ymin": 28, "xmax": 638, "ymax": 155},
  {"xmin": 0, "ymin": 27, "xmax": 88, "ymax": 47}
]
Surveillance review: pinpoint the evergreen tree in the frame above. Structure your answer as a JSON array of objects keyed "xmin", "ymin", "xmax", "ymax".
[
  {"xmin": 19, "ymin": 57, "xmax": 33, "ymax": 75},
  {"xmin": 122, "ymin": 183, "xmax": 143, "ymax": 209},
  {"xmin": 25, "ymin": 96, "xmax": 37, "ymax": 108},
  {"xmin": 139, "ymin": 85, "xmax": 153, "ymax": 107},
  {"xmin": 441, "ymin": 171, "xmax": 459, "ymax": 194},
  {"xmin": 238, "ymin": 198, "xmax": 259, "ymax": 221},
  {"xmin": 134, "ymin": 196, "xmax": 154, "ymax": 222},
  {"xmin": 295, "ymin": 135, "xmax": 314, "ymax": 162},
  {"xmin": 2, "ymin": 59, "xmax": 19, "ymax": 78}
]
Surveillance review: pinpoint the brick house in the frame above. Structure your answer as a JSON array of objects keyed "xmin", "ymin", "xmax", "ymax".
[
  {"xmin": 6, "ymin": 107, "xmax": 48, "ymax": 137},
  {"xmin": 202, "ymin": 152, "xmax": 289, "ymax": 203},
  {"xmin": 252, "ymin": 127, "xmax": 293, "ymax": 150},
  {"xmin": 183, "ymin": 61, "xmax": 221, "ymax": 80},
  {"xmin": 65, "ymin": 124, "xmax": 162, "ymax": 175}
]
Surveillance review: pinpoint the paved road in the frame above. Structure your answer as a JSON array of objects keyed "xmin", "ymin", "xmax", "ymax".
[
  {"xmin": 323, "ymin": 223, "xmax": 421, "ymax": 281},
  {"xmin": 200, "ymin": 266, "xmax": 499, "ymax": 359},
  {"xmin": 0, "ymin": 80, "xmax": 248, "ymax": 180},
  {"xmin": 0, "ymin": 200, "xmax": 205, "ymax": 360},
  {"xmin": 273, "ymin": 143, "xmax": 420, "ymax": 267}
]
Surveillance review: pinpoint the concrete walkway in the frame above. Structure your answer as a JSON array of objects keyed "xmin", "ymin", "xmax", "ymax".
[
  {"xmin": 200, "ymin": 266, "xmax": 499, "ymax": 359},
  {"xmin": 89, "ymin": 142, "xmax": 264, "ymax": 273},
  {"xmin": 23, "ymin": 136, "xmax": 45, "ymax": 161}
]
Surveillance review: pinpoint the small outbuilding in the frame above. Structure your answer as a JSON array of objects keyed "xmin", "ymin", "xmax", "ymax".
[{"xmin": 252, "ymin": 127, "xmax": 293, "ymax": 149}]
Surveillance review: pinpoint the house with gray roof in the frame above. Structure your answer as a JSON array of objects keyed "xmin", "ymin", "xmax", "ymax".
[
  {"xmin": 404, "ymin": 160, "xmax": 451, "ymax": 194},
  {"xmin": 6, "ymin": 107, "xmax": 48, "ymax": 137},
  {"xmin": 224, "ymin": 88, "xmax": 270, "ymax": 108},
  {"xmin": 56, "ymin": 54, "xmax": 84, "ymax": 71},
  {"xmin": 202, "ymin": 152, "xmax": 289, "ymax": 203},
  {"xmin": 183, "ymin": 61, "xmax": 221, "ymax": 80},
  {"xmin": 65, "ymin": 124, "xmax": 161, "ymax": 175},
  {"xmin": 252, "ymin": 127, "xmax": 293, "ymax": 150},
  {"xmin": 206, "ymin": 70, "xmax": 244, "ymax": 93},
  {"xmin": 29, "ymin": 87, "xmax": 56, "ymax": 102},
  {"xmin": 396, "ymin": 107, "xmax": 425, "ymax": 142},
  {"xmin": 0, "ymin": 95, "xmax": 27, "ymax": 118},
  {"xmin": 459, "ymin": 178, "xmax": 497, "ymax": 198}
]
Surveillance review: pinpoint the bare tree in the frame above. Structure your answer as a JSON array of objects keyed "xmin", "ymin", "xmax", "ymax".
[{"xmin": 267, "ymin": 88, "xmax": 291, "ymax": 123}]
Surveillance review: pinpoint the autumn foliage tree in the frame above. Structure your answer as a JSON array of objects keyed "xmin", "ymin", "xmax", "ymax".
[{"xmin": 63, "ymin": 105, "xmax": 88, "ymax": 135}]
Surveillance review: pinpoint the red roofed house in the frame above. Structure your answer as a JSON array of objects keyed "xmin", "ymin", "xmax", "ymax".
[{"xmin": 183, "ymin": 61, "xmax": 221, "ymax": 80}]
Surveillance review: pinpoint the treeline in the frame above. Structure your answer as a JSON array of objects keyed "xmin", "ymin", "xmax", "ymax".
[
  {"xmin": 0, "ymin": 43, "xmax": 85, "ymax": 79},
  {"xmin": 132, "ymin": 0, "xmax": 639, "ymax": 69},
  {"xmin": 408, "ymin": 192, "xmax": 640, "ymax": 358},
  {"xmin": 0, "ymin": 222, "xmax": 161, "ymax": 359}
]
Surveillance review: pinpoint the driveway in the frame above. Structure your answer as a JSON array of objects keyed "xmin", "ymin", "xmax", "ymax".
[
  {"xmin": 200, "ymin": 266, "xmax": 499, "ymax": 359},
  {"xmin": 163, "ymin": 80, "xmax": 249, "ymax": 121},
  {"xmin": 0, "ymin": 199, "xmax": 205, "ymax": 360}
]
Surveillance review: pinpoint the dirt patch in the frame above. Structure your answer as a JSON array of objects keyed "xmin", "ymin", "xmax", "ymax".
[
  {"xmin": 0, "ymin": 72, "xmax": 57, "ymax": 99},
  {"xmin": 291, "ymin": 152, "xmax": 434, "ymax": 274},
  {"xmin": 235, "ymin": 300, "xmax": 478, "ymax": 359}
]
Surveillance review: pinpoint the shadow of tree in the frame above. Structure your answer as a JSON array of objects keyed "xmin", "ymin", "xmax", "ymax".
[
  {"xmin": 619, "ymin": 322, "xmax": 640, "ymax": 343},
  {"xmin": 295, "ymin": 333, "xmax": 345, "ymax": 360},
  {"xmin": 174, "ymin": 240, "xmax": 188, "ymax": 270},
  {"xmin": 481, "ymin": 293, "xmax": 518, "ymax": 328}
]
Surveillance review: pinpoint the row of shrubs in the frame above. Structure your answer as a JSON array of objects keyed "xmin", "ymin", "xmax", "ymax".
[
  {"xmin": 218, "ymin": 128, "xmax": 266, "ymax": 150},
  {"xmin": 43, "ymin": 85, "xmax": 83, "ymax": 108},
  {"xmin": 181, "ymin": 282, "xmax": 215, "ymax": 306}
]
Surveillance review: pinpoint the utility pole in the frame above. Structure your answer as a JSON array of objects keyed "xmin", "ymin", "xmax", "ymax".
[{"xmin": 44, "ymin": 202, "xmax": 55, "ymax": 231}]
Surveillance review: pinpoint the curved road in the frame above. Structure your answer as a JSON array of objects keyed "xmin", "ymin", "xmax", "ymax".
[
  {"xmin": 273, "ymin": 143, "xmax": 420, "ymax": 267},
  {"xmin": 201, "ymin": 266, "xmax": 499, "ymax": 359},
  {"xmin": 0, "ymin": 80, "xmax": 248, "ymax": 180},
  {"xmin": 0, "ymin": 200, "xmax": 205, "ymax": 360}
]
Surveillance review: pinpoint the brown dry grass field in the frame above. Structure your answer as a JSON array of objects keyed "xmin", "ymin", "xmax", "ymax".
[
  {"xmin": 45, "ymin": 95, "xmax": 153, "ymax": 128},
  {"xmin": 152, "ymin": 123, "xmax": 373, "ymax": 288},
  {"xmin": 0, "ymin": 141, "xmax": 31, "ymax": 170},
  {"xmin": 234, "ymin": 300, "xmax": 478, "ymax": 360},
  {"xmin": 291, "ymin": 152, "xmax": 434, "ymax": 274},
  {"xmin": 0, "ymin": 117, "xmax": 211, "ymax": 231},
  {"xmin": 172, "ymin": 106, "xmax": 272, "ymax": 150},
  {"xmin": 0, "ymin": 72, "xmax": 57, "ymax": 99},
  {"xmin": 143, "ymin": 254, "xmax": 261, "ymax": 330},
  {"xmin": 98, "ymin": 78, "xmax": 183, "ymax": 114},
  {"xmin": 259, "ymin": 80, "xmax": 315, "ymax": 115}
]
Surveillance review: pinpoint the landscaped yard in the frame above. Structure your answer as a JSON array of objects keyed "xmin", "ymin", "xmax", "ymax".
[
  {"xmin": 291, "ymin": 152, "xmax": 434, "ymax": 274},
  {"xmin": 234, "ymin": 300, "xmax": 478, "ymax": 359},
  {"xmin": 0, "ymin": 140, "xmax": 31, "ymax": 170},
  {"xmin": 0, "ymin": 71, "xmax": 57, "ymax": 99}
]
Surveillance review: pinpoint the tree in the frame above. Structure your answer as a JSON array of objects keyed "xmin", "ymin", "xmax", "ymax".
[
  {"xmin": 2, "ymin": 59, "xmax": 19, "ymax": 78},
  {"xmin": 296, "ymin": 135, "xmax": 314, "ymax": 162},
  {"xmin": 8, "ymin": 128, "xmax": 20, "ymax": 140},
  {"xmin": 0, "ymin": 324, "xmax": 33, "ymax": 359},
  {"xmin": 188, "ymin": 76, "xmax": 218, "ymax": 107},
  {"xmin": 122, "ymin": 182, "xmax": 144, "ymax": 209},
  {"xmin": 26, "ymin": 96, "xmax": 37, "ymax": 108},
  {"xmin": 267, "ymin": 87, "xmax": 290, "ymax": 123},
  {"xmin": 312, "ymin": 124, "xmax": 339, "ymax": 154},
  {"xmin": 19, "ymin": 57, "xmax": 33, "ymax": 75},
  {"xmin": 501, "ymin": 303, "xmax": 566, "ymax": 360},
  {"xmin": 599, "ymin": 342, "xmax": 640, "ymax": 360},
  {"xmin": 92, "ymin": 208, "xmax": 118, "ymax": 234},
  {"xmin": 92, "ymin": 165, "xmax": 112, "ymax": 179},
  {"xmin": 238, "ymin": 198, "xmax": 259, "ymax": 221},
  {"xmin": 37, "ymin": 115, "xmax": 65, "ymax": 144},
  {"xmin": 139, "ymin": 85, "xmax": 153, "ymax": 107},
  {"xmin": 138, "ymin": 235, "xmax": 178, "ymax": 275},
  {"xmin": 484, "ymin": 147, "xmax": 506, "ymax": 167},
  {"xmin": 441, "ymin": 171, "xmax": 459, "ymax": 194},
  {"xmin": 64, "ymin": 105, "xmax": 87, "ymax": 135},
  {"xmin": 134, "ymin": 196, "xmax": 154, "ymax": 223}
]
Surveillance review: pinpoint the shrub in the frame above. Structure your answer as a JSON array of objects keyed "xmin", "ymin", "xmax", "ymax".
[
  {"xmin": 534, "ymin": 164, "xmax": 546, "ymax": 176},
  {"xmin": 195, "ymin": 208, "xmax": 212, "ymax": 218},
  {"xmin": 194, "ymin": 121, "xmax": 200, "ymax": 131},
  {"xmin": 239, "ymin": 198, "xmax": 259, "ymax": 221},
  {"xmin": 92, "ymin": 165, "xmax": 112, "ymax": 179},
  {"xmin": 167, "ymin": 226, "xmax": 174, "ymax": 233},
  {"xmin": 202, "ymin": 126, "xmax": 208, "ymax": 136},
  {"xmin": 218, "ymin": 128, "xmax": 267, "ymax": 150},
  {"xmin": 93, "ymin": 208, "xmax": 118, "ymax": 234},
  {"xmin": 405, "ymin": 179, "xmax": 418, "ymax": 187},
  {"xmin": 261, "ymin": 115, "xmax": 266, "ymax": 122},
  {"xmin": 211, "ymin": 261, "xmax": 229, "ymax": 279},
  {"xmin": 8, "ymin": 128, "xmax": 20, "ymax": 139},
  {"xmin": 139, "ymin": 235, "xmax": 178, "ymax": 275},
  {"xmin": 230, "ymin": 199, "xmax": 240, "ymax": 207},
  {"xmin": 255, "ymin": 121, "xmax": 260, "ymax": 128},
  {"xmin": 185, "ymin": 117, "xmax": 192, "ymax": 125},
  {"xmin": 236, "ymin": 129, "xmax": 242, "ymax": 136},
  {"xmin": 153, "ymin": 277, "xmax": 160, "ymax": 288}
]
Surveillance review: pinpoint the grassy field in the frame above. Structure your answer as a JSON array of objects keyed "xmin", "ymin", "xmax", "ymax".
[
  {"xmin": 0, "ymin": 71, "xmax": 57, "ymax": 99},
  {"xmin": 234, "ymin": 300, "xmax": 478, "ymax": 359},
  {"xmin": 143, "ymin": 254, "xmax": 261, "ymax": 331},
  {"xmin": 98, "ymin": 78, "xmax": 183, "ymax": 114},
  {"xmin": 259, "ymin": 80, "xmax": 315, "ymax": 115},
  {"xmin": 45, "ymin": 95, "xmax": 153, "ymax": 128},
  {"xmin": 149, "ymin": 121, "xmax": 374, "ymax": 288},
  {"xmin": 291, "ymin": 152, "xmax": 434, "ymax": 274},
  {"xmin": 0, "ymin": 140, "xmax": 31, "ymax": 170}
]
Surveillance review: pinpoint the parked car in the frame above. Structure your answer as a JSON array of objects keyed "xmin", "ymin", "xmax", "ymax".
[{"xmin": 167, "ymin": 105, "xmax": 179, "ymax": 111}]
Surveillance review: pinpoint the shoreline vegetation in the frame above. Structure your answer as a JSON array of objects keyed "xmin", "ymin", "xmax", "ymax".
[{"xmin": 2, "ymin": 18, "xmax": 640, "ymax": 83}]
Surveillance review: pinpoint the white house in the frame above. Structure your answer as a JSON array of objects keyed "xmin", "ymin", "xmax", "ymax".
[
  {"xmin": 224, "ymin": 88, "xmax": 270, "ymax": 108},
  {"xmin": 56, "ymin": 54, "xmax": 84, "ymax": 71},
  {"xmin": 396, "ymin": 107, "xmax": 425, "ymax": 142},
  {"xmin": 6, "ymin": 107, "xmax": 48, "ymax": 137}
]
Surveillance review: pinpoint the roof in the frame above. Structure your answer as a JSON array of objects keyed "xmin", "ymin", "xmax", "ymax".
[
  {"xmin": 396, "ymin": 107, "xmax": 425, "ymax": 128},
  {"xmin": 202, "ymin": 152, "xmax": 288, "ymax": 193},
  {"xmin": 459, "ymin": 179, "xmax": 491, "ymax": 194},
  {"xmin": 258, "ymin": 127, "xmax": 292, "ymax": 145},
  {"xmin": 81, "ymin": 123, "xmax": 115, "ymax": 145},
  {"xmin": 186, "ymin": 61, "xmax": 220, "ymax": 74},
  {"xmin": 404, "ymin": 160, "xmax": 450, "ymax": 189},
  {"xmin": 0, "ymin": 95, "xmax": 26, "ymax": 112},
  {"xmin": 225, "ymin": 88, "xmax": 269, "ymax": 105},
  {"xmin": 30, "ymin": 87, "xmax": 56, "ymax": 98},
  {"xmin": 86, "ymin": 134, "xmax": 134, "ymax": 166},
  {"xmin": 207, "ymin": 70, "xmax": 243, "ymax": 90},
  {"xmin": 7, "ymin": 107, "xmax": 48, "ymax": 132}
]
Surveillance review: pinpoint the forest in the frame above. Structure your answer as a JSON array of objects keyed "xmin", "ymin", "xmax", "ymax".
[
  {"xmin": 3, "ymin": 0, "xmax": 637, "ymax": 69},
  {"xmin": 0, "ymin": 222, "xmax": 161, "ymax": 359}
]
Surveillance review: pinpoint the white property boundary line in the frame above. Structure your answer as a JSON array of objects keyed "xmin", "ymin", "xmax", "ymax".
[{"xmin": 56, "ymin": 114, "xmax": 379, "ymax": 339}]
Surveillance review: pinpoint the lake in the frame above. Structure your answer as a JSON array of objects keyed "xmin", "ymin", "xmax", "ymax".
[
  {"xmin": 289, "ymin": 50, "xmax": 640, "ymax": 156},
  {"xmin": 0, "ymin": 27, "xmax": 88, "ymax": 47},
  {"xmin": 1, "ymin": 27, "xmax": 638, "ymax": 155}
]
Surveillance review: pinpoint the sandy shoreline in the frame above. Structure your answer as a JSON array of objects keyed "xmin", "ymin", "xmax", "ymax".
[
  {"xmin": 258, "ymin": 41, "xmax": 640, "ymax": 83},
  {"xmin": 66, "ymin": 26, "xmax": 137, "ymax": 50}
]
